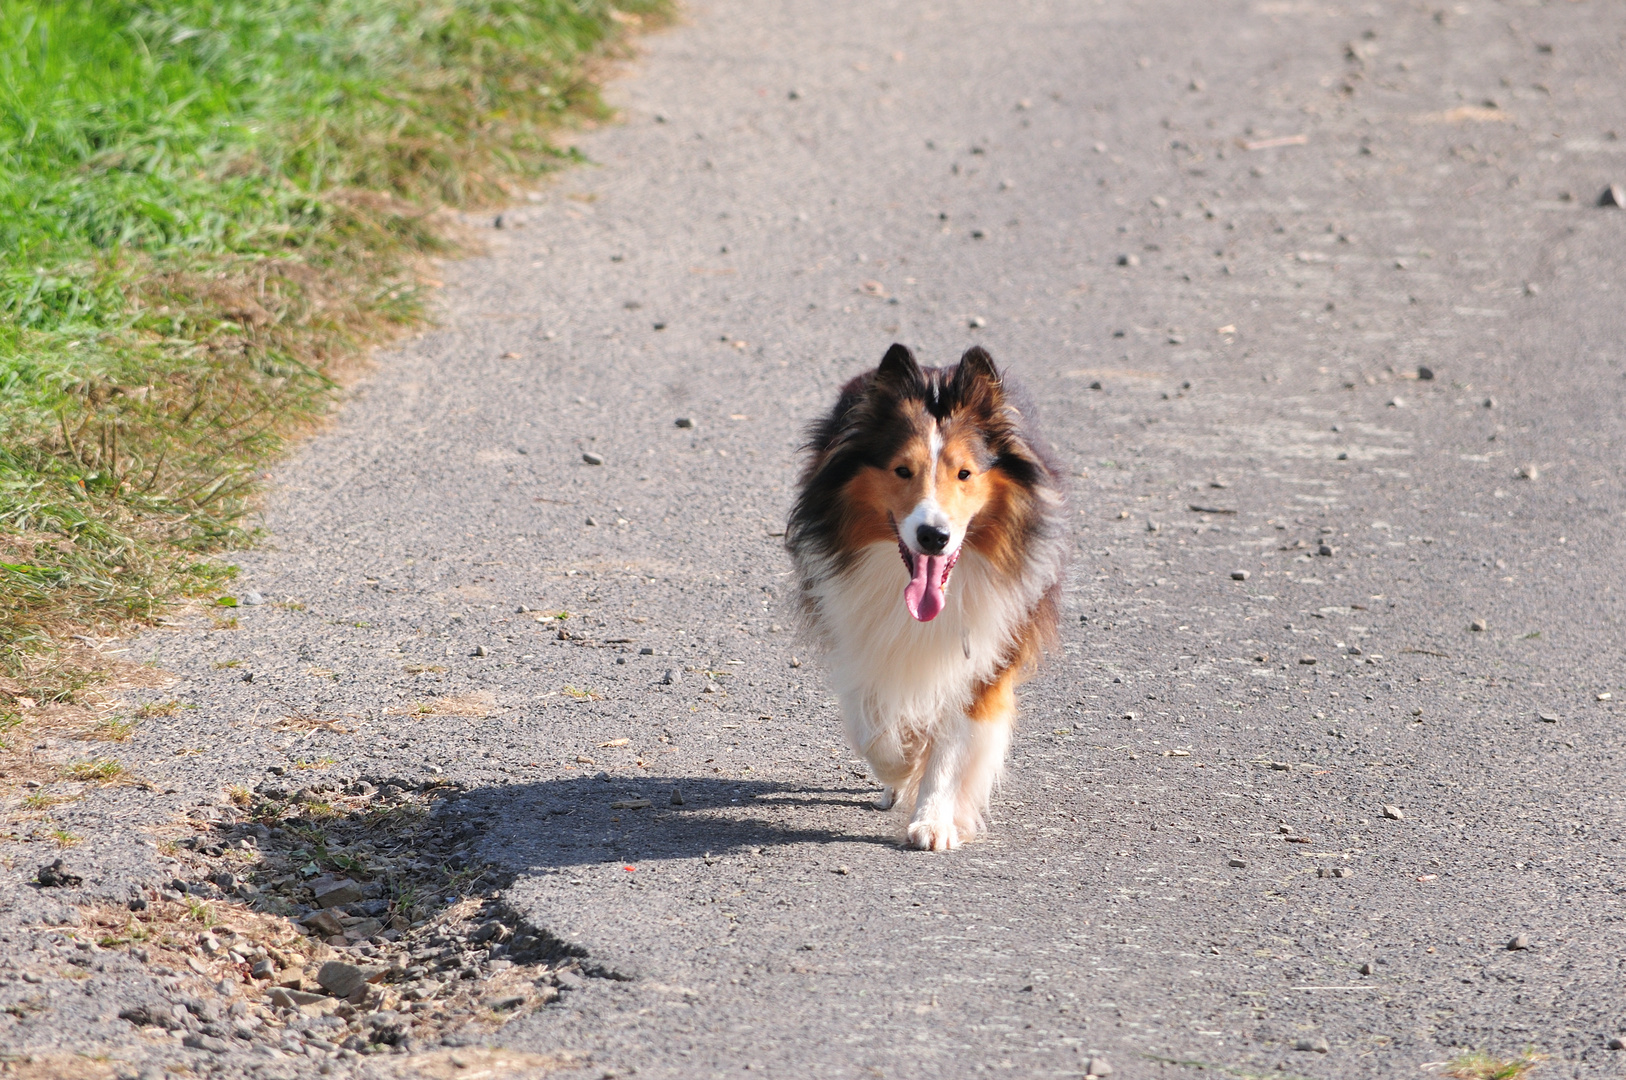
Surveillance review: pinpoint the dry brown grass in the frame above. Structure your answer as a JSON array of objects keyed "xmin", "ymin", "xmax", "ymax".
[{"xmin": 387, "ymin": 690, "xmax": 498, "ymax": 718}]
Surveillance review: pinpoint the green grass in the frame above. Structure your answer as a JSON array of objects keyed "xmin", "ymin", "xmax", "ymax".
[
  {"xmin": 0, "ymin": 0, "xmax": 663, "ymax": 691},
  {"xmin": 1445, "ymin": 1050, "xmax": 1546, "ymax": 1080}
]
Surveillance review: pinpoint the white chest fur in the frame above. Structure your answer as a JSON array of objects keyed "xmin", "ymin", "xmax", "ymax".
[{"xmin": 805, "ymin": 543, "xmax": 1029, "ymax": 727}]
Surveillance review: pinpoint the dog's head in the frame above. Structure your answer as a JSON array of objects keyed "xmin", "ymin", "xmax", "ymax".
[{"xmin": 792, "ymin": 343, "xmax": 1056, "ymax": 622}]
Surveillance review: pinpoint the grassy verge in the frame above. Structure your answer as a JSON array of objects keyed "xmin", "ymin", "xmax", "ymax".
[{"xmin": 0, "ymin": 0, "xmax": 664, "ymax": 703}]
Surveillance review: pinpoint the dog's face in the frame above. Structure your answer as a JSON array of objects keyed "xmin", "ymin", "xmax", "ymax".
[{"xmin": 829, "ymin": 346, "xmax": 1035, "ymax": 621}]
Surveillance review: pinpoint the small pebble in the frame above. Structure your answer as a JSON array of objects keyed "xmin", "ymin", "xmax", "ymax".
[
  {"xmin": 1382, "ymin": 805, "xmax": 1405, "ymax": 821},
  {"xmin": 834, "ymin": 866, "xmax": 851, "ymax": 875},
  {"xmin": 1086, "ymin": 1057, "xmax": 1113, "ymax": 1078},
  {"xmin": 1470, "ymin": 619, "xmax": 1487, "ymax": 632},
  {"xmin": 1517, "ymin": 464, "xmax": 1538, "ymax": 480},
  {"xmin": 1116, "ymin": 254, "xmax": 1140, "ymax": 267},
  {"xmin": 585, "ymin": 516, "xmax": 598, "ymax": 527},
  {"xmin": 968, "ymin": 316, "xmax": 987, "ymax": 328},
  {"xmin": 1607, "ymin": 1037, "xmax": 1625, "ymax": 1051},
  {"xmin": 1227, "ymin": 857, "xmax": 1247, "ymax": 868},
  {"xmin": 472, "ymin": 645, "xmax": 487, "ymax": 657},
  {"xmin": 1358, "ymin": 962, "xmax": 1374, "ymax": 976},
  {"xmin": 1294, "ymin": 1038, "xmax": 1330, "ymax": 1054},
  {"xmin": 1230, "ymin": 570, "xmax": 1250, "ymax": 581},
  {"xmin": 242, "ymin": 591, "xmax": 264, "ymax": 606},
  {"xmin": 670, "ymin": 788, "xmax": 684, "ymax": 806},
  {"xmin": 1598, "ymin": 692, "xmax": 1612, "ymax": 701},
  {"xmin": 1299, "ymin": 656, "xmax": 1317, "ymax": 665},
  {"xmin": 1317, "ymin": 543, "xmax": 1336, "ymax": 556},
  {"xmin": 1538, "ymin": 712, "xmax": 1559, "ymax": 723},
  {"xmin": 1507, "ymin": 933, "xmax": 1530, "ymax": 950},
  {"xmin": 661, "ymin": 669, "xmax": 680, "ymax": 685},
  {"xmin": 675, "ymin": 417, "xmax": 695, "ymax": 428},
  {"xmin": 1416, "ymin": 365, "xmax": 1434, "ymax": 380},
  {"xmin": 1317, "ymin": 867, "xmax": 1354, "ymax": 879},
  {"xmin": 582, "ymin": 452, "xmax": 605, "ymax": 466},
  {"xmin": 1600, "ymin": 183, "xmax": 1626, "ymax": 208},
  {"xmin": 789, "ymin": 657, "xmax": 802, "ymax": 668}
]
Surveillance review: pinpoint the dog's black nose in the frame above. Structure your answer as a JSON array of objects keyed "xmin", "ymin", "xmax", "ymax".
[{"xmin": 916, "ymin": 524, "xmax": 951, "ymax": 554}]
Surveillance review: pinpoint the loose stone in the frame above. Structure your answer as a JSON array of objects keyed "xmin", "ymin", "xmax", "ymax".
[
  {"xmin": 1507, "ymin": 934, "xmax": 1530, "ymax": 950},
  {"xmin": 582, "ymin": 452, "xmax": 605, "ymax": 466},
  {"xmin": 1382, "ymin": 805, "xmax": 1405, "ymax": 821},
  {"xmin": 1230, "ymin": 570, "xmax": 1250, "ymax": 581},
  {"xmin": 1294, "ymin": 1038, "xmax": 1330, "ymax": 1053},
  {"xmin": 316, "ymin": 961, "xmax": 372, "ymax": 1000}
]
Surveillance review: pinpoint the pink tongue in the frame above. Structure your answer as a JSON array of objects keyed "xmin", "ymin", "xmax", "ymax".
[{"xmin": 903, "ymin": 552, "xmax": 947, "ymax": 622}]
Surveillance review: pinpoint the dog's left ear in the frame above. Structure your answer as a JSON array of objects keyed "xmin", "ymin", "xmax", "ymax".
[{"xmin": 954, "ymin": 346, "xmax": 1003, "ymax": 401}]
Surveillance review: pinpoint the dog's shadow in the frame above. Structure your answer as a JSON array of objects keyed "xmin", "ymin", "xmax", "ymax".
[{"xmin": 450, "ymin": 775, "xmax": 900, "ymax": 874}]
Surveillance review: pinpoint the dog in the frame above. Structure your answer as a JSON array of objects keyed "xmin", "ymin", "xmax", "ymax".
[{"xmin": 787, "ymin": 344, "xmax": 1066, "ymax": 850}]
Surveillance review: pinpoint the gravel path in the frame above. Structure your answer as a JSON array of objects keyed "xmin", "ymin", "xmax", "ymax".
[{"xmin": 5, "ymin": 2, "xmax": 1625, "ymax": 1078}]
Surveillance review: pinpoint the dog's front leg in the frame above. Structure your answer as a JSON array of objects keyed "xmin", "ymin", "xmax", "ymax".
[
  {"xmin": 907, "ymin": 715, "xmax": 975, "ymax": 851},
  {"xmin": 907, "ymin": 672, "xmax": 1016, "ymax": 851}
]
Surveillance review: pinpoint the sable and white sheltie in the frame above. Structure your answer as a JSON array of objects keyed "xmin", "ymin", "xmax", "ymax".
[{"xmin": 787, "ymin": 344, "xmax": 1066, "ymax": 850}]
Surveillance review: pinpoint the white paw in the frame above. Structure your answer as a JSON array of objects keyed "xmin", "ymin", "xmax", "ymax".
[
  {"xmin": 873, "ymin": 786, "xmax": 897, "ymax": 811},
  {"xmin": 907, "ymin": 813, "xmax": 960, "ymax": 851}
]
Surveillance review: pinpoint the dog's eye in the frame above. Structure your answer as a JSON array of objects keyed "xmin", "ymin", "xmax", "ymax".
[
  {"xmin": 894, "ymin": 466, "xmax": 912, "ymax": 479},
  {"xmin": 958, "ymin": 468, "xmax": 972, "ymax": 481}
]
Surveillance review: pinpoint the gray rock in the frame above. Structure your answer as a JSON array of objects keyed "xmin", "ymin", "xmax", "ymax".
[
  {"xmin": 582, "ymin": 452, "xmax": 605, "ymax": 465},
  {"xmin": 1507, "ymin": 933, "xmax": 1530, "ymax": 950},
  {"xmin": 1382, "ymin": 805, "xmax": 1405, "ymax": 821},
  {"xmin": 1600, "ymin": 183, "xmax": 1626, "ymax": 208},
  {"xmin": 317, "ymin": 960, "xmax": 376, "ymax": 999},
  {"xmin": 1538, "ymin": 712, "xmax": 1559, "ymax": 723},
  {"xmin": 661, "ymin": 669, "xmax": 680, "ymax": 685},
  {"xmin": 1607, "ymin": 1037, "xmax": 1625, "ymax": 1051},
  {"xmin": 1230, "ymin": 570, "xmax": 1250, "ymax": 581},
  {"xmin": 1227, "ymin": 858, "xmax": 1247, "ymax": 868},
  {"xmin": 182, "ymin": 1033, "xmax": 230, "ymax": 1053},
  {"xmin": 314, "ymin": 877, "xmax": 365, "ymax": 908},
  {"xmin": 674, "ymin": 417, "xmax": 695, "ymax": 428},
  {"xmin": 1294, "ymin": 1037, "xmax": 1330, "ymax": 1053},
  {"xmin": 1086, "ymin": 1056, "xmax": 1113, "ymax": 1077},
  {"xmin": 242, "ymin": 591, "xmax": 264, "ymax": 606}
]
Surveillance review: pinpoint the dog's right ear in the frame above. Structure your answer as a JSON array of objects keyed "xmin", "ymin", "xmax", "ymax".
[{"xmin": 873, "ymin": 343, "xmax": 923, "ymax": 393}]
